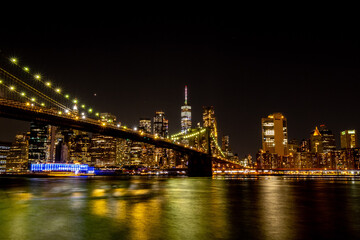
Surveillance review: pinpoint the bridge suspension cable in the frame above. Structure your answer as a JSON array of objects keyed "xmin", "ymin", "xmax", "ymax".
[{"xmin": 1, "ymin": 54, "xmax": 102, "ymax": 119}]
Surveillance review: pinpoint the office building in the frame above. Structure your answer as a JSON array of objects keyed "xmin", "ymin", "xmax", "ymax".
[
  {"xmin": 28, "ymin": 122, "xmax": 51, "ymax": 163},
  {"xmin": 261, "ymin": 113, "xmax": 288, "ymax": 156},
  {"xmin": 6, "ymin": 134, "xmax": 29, "ymax": 172},
  {"xmin": 89, "ymin": 134, "xmax": 116, "ymax": 167},
  {"xmin": 69, "ymin": 131, "xmax": 91, "ymax": 164},
  {"xmin": 153, "ymin": 111, "xmax": 169, "ymax": 138},
  {"xmin": 319, "ymin": 125, "xmax": 336, "ymax": 153},
  {"xmin": 341, "ymin": 130, "xmax": 358, "ymax": 149},
  {"xmin": 0, "ymin": 141, "xmax": 11, "ymax": 173},
  {"xmin": 139, "ymin": 118, "xmax": 152, "ymax": 134},
  {"xmin": 310, "ymin": 125, "xmax": 336, "ymax": 153}
]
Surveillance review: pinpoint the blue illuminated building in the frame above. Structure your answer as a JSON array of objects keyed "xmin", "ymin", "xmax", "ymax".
[{"xmin": 30, "ymin": 163, "xmax": 94, "ymax": 173}]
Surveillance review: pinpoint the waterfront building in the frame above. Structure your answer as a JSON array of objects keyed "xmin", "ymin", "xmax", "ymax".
[
  {"xmin": 0, "ymin": 141, "xmax": 11, "ymax": 173},
  {"xmin": 6, "ymin": 134, "xmax": 29, "ymax": 172},
  {"xmin": 89, "ymin": 134, "xmax": 116, "ymax": 167},
  {"xmin": 261, "ymin": 113, "xmax": 288, "ymax": 156},
  {"xmin": 69, "ymin": 131, "xmax": 92, "ymax": 164},
  {"xmin": 116, "ymin": 138, "xmax": 132, "ymax": 166},
  {"xmin": 129, "ymin": 141, "xmax": 143, "ymax": 165},
  {"xmin": 28, "ymin": 122, "xmax": 51, "ymax": 163},
  {"xmin": 341, "ymin": 130, "xmax": 358, "ymax": 149},
  {"xmin": 139, "ymin": 118, "xmax": 152, "ymax": 134},
  {"xmin": 181, "ymin": 85, "xmax": 191, "ymax": 133},
  {"xmin": 153, "ymin": 111, "xmax": 169, "ymax": 138}
]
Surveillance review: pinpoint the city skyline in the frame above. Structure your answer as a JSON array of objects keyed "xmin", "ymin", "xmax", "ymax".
[{"xmin": 1, "ymin": 17, "xmax": 360, "ymax": 157}]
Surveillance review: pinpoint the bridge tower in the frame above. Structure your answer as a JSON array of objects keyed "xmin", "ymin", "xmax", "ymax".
[{"xmin": 187, "ymin": 127, "xmax": 213, "ymax": 177}]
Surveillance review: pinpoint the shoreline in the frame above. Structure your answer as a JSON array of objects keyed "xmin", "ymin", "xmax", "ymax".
[{"xmin": 2, "ymin": 173, "xmax": 360, "ymax": 178}]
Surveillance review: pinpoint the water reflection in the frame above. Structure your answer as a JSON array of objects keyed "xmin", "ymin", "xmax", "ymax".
[{"xmin": 1, "ymin": 176, "xmax": 360, "ymax": 239}]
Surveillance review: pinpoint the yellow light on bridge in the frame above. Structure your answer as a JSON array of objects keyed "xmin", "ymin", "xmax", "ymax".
[
  {"xmin": 46, "ymin": 82, "xmax": 51, "ymax": 87},
  {"xmin": 20, "ymin": 92, "xmax": 26, "ymax": 96},
  {"xmin": 10, "ymin": 58, "xmax": 17, "ymax": 64},
  {"xmin": 41, "ymin": 103, "xmax": 45, "ymax": 106},
  {"xmin": 81, "ymin": 104, "xmax": 85, "ymax": 108},
  {"xmin": 88, "ymin": 108, "xmax": 93, "ymax": 113},
  {"xmin": 65, "ymin": 94, "xmax": 69, "ymax": 99},
  {"xmin": 9, "ymin": 86, "xmax": 15, "ymax": 91},
  {"xmin": 95, "ymin": 112, "xmax": 99, "ymax": 117},
  {"xmin": 73, "ymin": 99, "xmax": 78, "ymax": 104},
  {"xmin": 34, "ymin": 74, "xmax": 41, "ymax": 80},
  {"xmin": 55, "ymin": 88, "xmax": 61, "ymax": 93},
  {"xmin": 23, "ymin": 67, "xmax": 30, "ymax": 72},
  {"xmin": 101, "ymin": 122, "xmax": 106, "ymax": 126}
]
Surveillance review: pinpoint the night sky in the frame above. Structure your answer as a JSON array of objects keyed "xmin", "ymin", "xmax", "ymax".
[{"xmin": 0, "ymin": 14, "xmax": 359, "ymax": 157}]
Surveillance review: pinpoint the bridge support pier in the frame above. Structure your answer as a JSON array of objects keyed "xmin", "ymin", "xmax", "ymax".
[{"xmin": 187, "ymin": 153, "xmax": 212, "ymax": 177}]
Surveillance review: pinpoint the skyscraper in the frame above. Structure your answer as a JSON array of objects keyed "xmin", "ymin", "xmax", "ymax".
[
  {"xmin": 318, "ymin": 124, "xmax": 336, "ymax": 153},
  {"xmin": 28, "ymin": 122, "xmax": 51, "ymax": 163},
  {"xmin": 153, "ymin": 111, "xmax": 169, "ymax": 138},
  {"xmin": 310, "ymin": 125, "xmax": 336, "ymax": 153},
  {"xmin": 261, "ymin": 113, "xmax": 288, "ymax": 156},
  {"xmin": 341, "ymin": 130, "xmax": 358, "ymax": 149},
  {"xmin": 6, "ymin": 134, "xmax": 29, "ymax": 172},
  {"xmin": 181, "ymin": 85, "xmax": 191, "ymax": 133},
  {"xmin": 0, "ymin": 141, "xmax": 11, "ymax": 173},
  {"xmin": 139, "ymin": 118, "xmax": 152, "ymax": 134}
]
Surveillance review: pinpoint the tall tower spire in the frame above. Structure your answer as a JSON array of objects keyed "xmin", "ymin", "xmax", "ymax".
[{"xmin": 181, "ymin": 85, "xmax": 191, "ymax": 133}]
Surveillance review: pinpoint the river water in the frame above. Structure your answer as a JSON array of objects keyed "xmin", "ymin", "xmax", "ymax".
[{"xmin": 0, "ymin": 176, "xmax": 359, "ymax": 240}]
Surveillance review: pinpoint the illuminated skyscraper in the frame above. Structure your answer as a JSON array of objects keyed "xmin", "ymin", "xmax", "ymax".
[
  {"xmin": 139, "ymin": 118, "xmax": 152, "ymax": 134},
  {"xmin": 341, "ymin": 130, "xmax": 358, "ymax": 149},
  {"xmin": 261, "ymin": 113, "xmax": 288, "ymax": 156},
  {"xmin": 0, "ymin": 141, "xmax": 11, "ymax": 173},
  {"xmin": 318, "ymin": 124, "xmax": 336, "ymax": 153},
  {"xmin": 181, "ymin": 85, "xmax": 191, "ymax": 133},
  {"xmin": 310, "ymin": 125, "xmax": 336, "ymax": 153},
  {"xmin": 28, "ymin": 122, "xmax": 50, "ymax": 163},
  {"xmin": 89, "ymin": 134, "xmax": 116, "ymax": 167},
  {"xmin": 6, "ymin": 134, "xmax": 29, "ymax": 172},
  {"xmin": 153, "ymin": 111, "xmax": 168, "ymax": 138}
]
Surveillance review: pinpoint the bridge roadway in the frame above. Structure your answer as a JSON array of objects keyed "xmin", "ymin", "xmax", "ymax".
[{"xmin": 0, "ymin": 98, "xmax": 222, "ymax": 176}]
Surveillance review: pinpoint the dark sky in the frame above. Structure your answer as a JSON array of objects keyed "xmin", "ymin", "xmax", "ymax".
[{"xmin": 0, "ymin": 14, "xmax": 359, "ymax": 157}]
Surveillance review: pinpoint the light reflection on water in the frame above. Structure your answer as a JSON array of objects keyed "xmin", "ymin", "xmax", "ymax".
[{"xmin": 0, "ymin": 176, "xmax": 360, "ymax": 239}]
